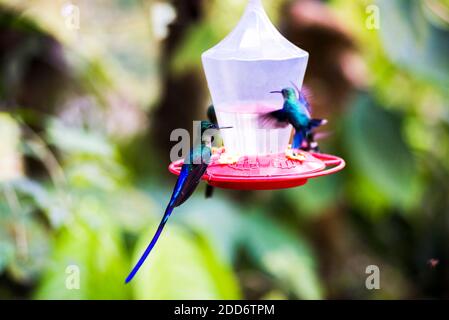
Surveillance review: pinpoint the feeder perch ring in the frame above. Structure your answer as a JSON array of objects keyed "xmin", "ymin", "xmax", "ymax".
[{"xmin": 169, "ymin": 152, "xmax": 345, "ymax": 191}]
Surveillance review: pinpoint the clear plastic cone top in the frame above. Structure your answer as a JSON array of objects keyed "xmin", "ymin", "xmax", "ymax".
[{"xmin": 202, "ymin": 0, "xmax": 309, "ymax": 156}]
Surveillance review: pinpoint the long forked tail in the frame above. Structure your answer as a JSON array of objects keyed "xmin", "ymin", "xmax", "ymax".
[{"xmin": 125, "ymin": 205, "xmax": 174, "ymax": 283}]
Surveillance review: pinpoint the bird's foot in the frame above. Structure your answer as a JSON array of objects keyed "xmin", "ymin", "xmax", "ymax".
[
  {"xmin": 217, "ymin": 152, "xmax": 240, "ymax": 165},
  {"xmin": 285, "ymin": 147, "xmax": 306, "ymax": 162},
  {"xmin": 211, "ymin": 146, "xmax": 226, "ymax": 155}
]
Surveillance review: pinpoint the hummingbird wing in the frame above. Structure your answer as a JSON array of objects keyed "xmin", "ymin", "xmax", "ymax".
[
  {"xmin": 298, "ymin": 88, "xmax": 312, "ymax": 115},
  {"xmin": 173, "ymin": 162, "xmax": 208, "ymax": 207},
  {"xmin": 290, "ymin": 81, "xmax": 301, "ymax": 99},
  {"xmin": 313, "ymin": 131, "xmax": 332, "ymax": 140},
  {"xmin": 290, "ymin": 81, "xmax": 312, "ymax": 115},
  {"xmin": 259, "ymin": 109, "xmax": 290, "ymax": 129}
]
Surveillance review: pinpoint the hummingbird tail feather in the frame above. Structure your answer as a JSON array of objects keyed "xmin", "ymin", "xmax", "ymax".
[
  {"xmin": 292, "ymin": 131, "xmax": 305, "ymax": 149},
  {"xmin": 259, "ymin": 111, "xmax": 289, "ymax": 129},
  {"xmin": 125, "ymin": 205, "xmax": 174, "ymax": 284},
  {"xmin": 309, "ymin": 119, "xmax": 327, "ymax": 129}
]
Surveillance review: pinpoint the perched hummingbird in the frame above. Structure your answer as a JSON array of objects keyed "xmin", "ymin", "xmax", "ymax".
[
  {"xmin": 125, "ymin": 121, "xmax": 230, "ymax": 283},
  {"xmin": 263, "ymin": 87, "xmax": 327, "ymax": 152}
]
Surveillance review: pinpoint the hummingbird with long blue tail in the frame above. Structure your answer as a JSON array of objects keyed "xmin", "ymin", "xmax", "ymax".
[
  {"xmin": 125, "ymin": 121, "xmax": 231, "ymax": 283},
  {"xmin": 262, "ymin": 87, "xmax": 327, "ymax": 154}
]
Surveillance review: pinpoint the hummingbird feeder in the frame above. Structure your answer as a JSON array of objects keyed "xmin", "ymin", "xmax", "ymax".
[{"xmin": 169, "ymin": 0, "xmax": 345, "ymax": 190}]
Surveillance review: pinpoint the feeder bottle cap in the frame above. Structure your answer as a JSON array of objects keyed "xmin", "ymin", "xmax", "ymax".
[{"xmin": 202, "ymin": 0, "xmax": 308, "ymax": 61}]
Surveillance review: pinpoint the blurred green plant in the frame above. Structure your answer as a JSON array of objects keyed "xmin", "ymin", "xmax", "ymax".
[
  {"xmin": 378, "ymin": 0, "xmax": 449, "ymax": 89},
  {"xmin": 1, "ymin": 0, "xmax": 449, "ymax": 300},
  {"xmin": 1, "ymin": 110, "xmax": 323, "ymax": 300}
]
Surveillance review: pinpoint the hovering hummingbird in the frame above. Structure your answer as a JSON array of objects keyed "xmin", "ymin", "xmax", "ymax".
[
  {"xmin": 125, "ymin": 121, "xmax": 230, "ymax": 283},
  {"xmin": 290, "ymin": 85, "xmax": 325, "ymax": 153},
  {"xmin": 263, "ymin": 87, "xmax": 327, "ymax": 153}
]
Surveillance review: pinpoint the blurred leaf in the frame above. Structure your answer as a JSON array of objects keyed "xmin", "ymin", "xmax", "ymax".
[
  {"xmin": 283, "ymin": 174, "xmax": 341, "ymax": 217},
  {"xmin": 70, "ymin": 186, "xmax": 156, "ymax": 234},
  {"xmin": 10, "ymin": 179, "xmax": 50, "ymax": 210},
  {"xmin": 346, "ymin": 174, "xmax": 391, "ymax": 218},
  {"xmin": 132, "ymin": 224, "xmax": 241, "ymax": 300},
  {"xmin": 176, "ymin": 194, "xmax": 245, "ymax": 264},
  {"xmin": 172, "ymin": 24, "xmax": 217, "ymax": 73},
  {"xmin": 46, "ymin": 119, "xmax": 114, "ymax": 158},
  {"xmin": 0, "ymin": 113, "xmax": 23, "ymax": 181},
  {"xmin": 378, "ymin": 0, "xmax": 449, "ymax": 87},
  {"xmin": 35, "ymin": 203, "xmax": 131, "ymax": 299},
  {"xmin": 0, "ymin": 236, "xmax": 14, "ymax": 274},
  {"xmin": 0, "ymin": 182, "xmax": 52, "ymax": 282},
  {"xmin": 0, "ymin": 6, "xmax": 41, "ymax": 32},
  {"xmin": 242, "ymin": 213, "xmax": 323, "ymax": 299},
  {"xmin": 0, "ymin": 201, "xmax": 15, "ymax": 274},
  {"xmin": 4, "ymin": 179, "xmax": 69, "ymax": 228},
  {"xmin": 261, "ymin": 290, "xmax": 289, "ymax": 300},
  {"xmin": 344, "ymin": 93, "xmax": 421, "ymax": 209},
  {"xmin": 46, "ymin": 119, "xmax": 130, "ymax": 191},
  {"xmin": 6, "ymin": 216, "xmax": 50, "ymax": 283},
  {"xmin": 65, "ymin": 161, "xmax": 126, "ymax": 191}
]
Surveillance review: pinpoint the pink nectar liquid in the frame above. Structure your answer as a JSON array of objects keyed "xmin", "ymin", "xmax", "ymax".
[{"xmin": 215, "ymin": 102, "xmax": 293, "ymax": 156}]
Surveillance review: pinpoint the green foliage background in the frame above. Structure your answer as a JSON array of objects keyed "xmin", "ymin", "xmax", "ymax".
[{"xmin": 0, "ymin": 0, "xmax": 448, "ymax": 299}]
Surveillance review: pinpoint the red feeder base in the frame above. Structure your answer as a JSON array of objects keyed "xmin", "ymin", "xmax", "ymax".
[{"xmin": 168, "ymin": 152, "xmax": 345, "ymax": 190}]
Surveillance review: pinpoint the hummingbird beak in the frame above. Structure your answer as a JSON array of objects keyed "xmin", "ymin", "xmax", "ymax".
[
  {"xmin": 270, "ymin": 91, "xmax": 282, "ymax": 94},
  {"xmin": 218, "ymin": 126, "xmax": 233, "ymax": 130}
]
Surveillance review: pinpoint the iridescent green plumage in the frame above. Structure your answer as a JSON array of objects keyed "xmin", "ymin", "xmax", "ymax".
[{"xmin": 264, "ymin": 87, "xmax": 327, "ymax": 150}]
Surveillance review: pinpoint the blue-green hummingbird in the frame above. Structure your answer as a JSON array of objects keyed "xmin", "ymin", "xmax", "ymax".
[
  {"xmin": 125, "ymin": 121, "xmax": 231, "ymax": 283},
  {"xmin": 263, "ymin": 87, "xmax": 327, "ymax": 152}
]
